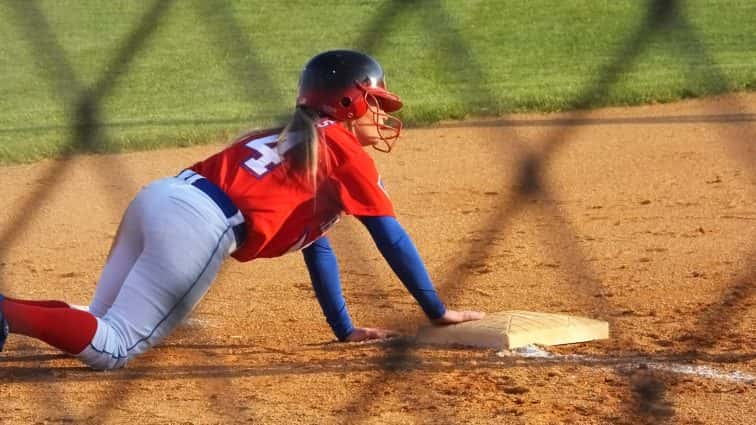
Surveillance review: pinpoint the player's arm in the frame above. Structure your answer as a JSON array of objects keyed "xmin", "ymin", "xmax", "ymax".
[
  {"xmin": 302, "ymin": 237, "xmax": 354, "ymax": 341},
  {"xmin": 358, "ymin": 215, "xmax": 484, "ymax": 325},
  {"xmin": 302, "ymin": 236, "xmax": 399, "ymax": 342},
  {"xmin": 330, "ymin": 152, "xmax": 482, "ymax": 326}
]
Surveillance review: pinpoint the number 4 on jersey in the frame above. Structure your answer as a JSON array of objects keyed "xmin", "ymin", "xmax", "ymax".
[
  {"xmin": 242, "ymin": 135, "xmax": 282, "ymax": 178},
  {"xmin": 242, "ymin": 120, "xmax": 334, "ymax": 178}
]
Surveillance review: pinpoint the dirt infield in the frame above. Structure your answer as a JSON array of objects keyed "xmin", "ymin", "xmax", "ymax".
[{"xmin": 0, "ymin": 93, "xmax": 754, "ymax": 424}]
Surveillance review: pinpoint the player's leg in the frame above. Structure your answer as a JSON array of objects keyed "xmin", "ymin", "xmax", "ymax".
[
  {"xmin": 76, "ymin": 177, "xmax": 236, "ymax": 369},
  {"xmin": 0, "ymin": 193, "xmax": 146, "ymax": 354},
  {"xmin": 0, "ymin": 294, "xmax": 96, "ymax": 354},
  {"xmin": 88, "ymin": 201, "xmax": 145, "ymax": 317}
]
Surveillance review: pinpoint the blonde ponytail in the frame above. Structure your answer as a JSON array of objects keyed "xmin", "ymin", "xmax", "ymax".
[{"xmin": 277, "ymin": 106, "xmax": 321, "ymax": 189}]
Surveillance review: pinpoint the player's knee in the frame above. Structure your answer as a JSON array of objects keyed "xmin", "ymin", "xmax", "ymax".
[
  {"xmin": 78, "ymin": 347, "xmax": 129, "ymax": 370},
  {"xmin": 75, "ymin": 317, "xmax": 131, "ymax": 370}
]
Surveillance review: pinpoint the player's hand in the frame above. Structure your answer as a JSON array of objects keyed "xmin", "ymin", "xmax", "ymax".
[
  {"xmin": 344, "ymin": 327, "xmax": 401, "ymax": 342},
  {"xmin": 431, "ymin": 309, "xmax": 485, "ymax": 326}
]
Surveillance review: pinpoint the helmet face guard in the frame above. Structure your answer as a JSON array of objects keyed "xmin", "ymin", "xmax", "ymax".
[
  {"xmin": 296, "ymin": 50, "xmax": 404, "ymax": 151},
  {"xmin": 364, "ymin": 92, "xmax": 402, "ymax": 153}
]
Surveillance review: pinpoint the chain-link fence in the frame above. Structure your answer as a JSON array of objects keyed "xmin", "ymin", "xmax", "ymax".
[{"xmin": 1, "ymin": 0, "xmax": 753, "ymax": 423}]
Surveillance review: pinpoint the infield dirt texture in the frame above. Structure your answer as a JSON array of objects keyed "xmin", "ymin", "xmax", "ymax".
[{"xmin": 0, "ymin": 93, "xmax": 754, "ymax": 424}]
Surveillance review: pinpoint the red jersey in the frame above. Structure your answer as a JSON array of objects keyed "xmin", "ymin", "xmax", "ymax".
[{"xmin": 190, "ymin": 119, "xmax": 394, "ymax": 261}]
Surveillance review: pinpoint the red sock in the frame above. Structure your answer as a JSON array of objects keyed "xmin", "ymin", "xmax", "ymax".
[
  {"xmin": 4, "ymin": 297, "xmax": 70, "ymax": 309},
  {"xmin": 1, "ymin": 299, "xmax": 97, "ymax": 354}
]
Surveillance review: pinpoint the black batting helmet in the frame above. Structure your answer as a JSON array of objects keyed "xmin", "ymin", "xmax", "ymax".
[{"xmin": 296, "ymin": 50, "xmax": 403, "ymax": 121}]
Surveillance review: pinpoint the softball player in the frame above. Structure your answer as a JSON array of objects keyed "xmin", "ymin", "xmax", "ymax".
[{"xmin": 0, "ymin": 50, "xmax": 483, "ymax": 370}]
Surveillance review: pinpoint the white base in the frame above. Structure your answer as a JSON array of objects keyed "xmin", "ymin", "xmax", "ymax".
[{"xmin": 416, "ymin": 310, "xmax": 609, "ymax": 349}]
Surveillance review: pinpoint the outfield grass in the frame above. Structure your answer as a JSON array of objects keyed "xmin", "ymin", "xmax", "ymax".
[{"xmin": 0, "ymin": 0, "xmax": 754, "ymax": 164}]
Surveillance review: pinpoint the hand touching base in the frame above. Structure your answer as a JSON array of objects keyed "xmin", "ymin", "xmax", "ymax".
[
  {"xmin": 431, "ymin": 309, "xmax": 485, "ymax": 326},
  {"xmin": 345, "ymin": 327, "xmax": 401, "ymax": 342}
]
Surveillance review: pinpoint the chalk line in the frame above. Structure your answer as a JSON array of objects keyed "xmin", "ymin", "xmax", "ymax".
[{"xmin": 497, "ymin": 345, "xmax": 755, "ymax": 383}]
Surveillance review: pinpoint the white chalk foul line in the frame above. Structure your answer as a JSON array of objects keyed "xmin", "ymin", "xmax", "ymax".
[
  {"xmin": 645, "ymin": 363, "xmax": 755, "ymax": 383},
  {"xmin": 497, "ymin": 345, "xmax": 756, "ymax": 384}
]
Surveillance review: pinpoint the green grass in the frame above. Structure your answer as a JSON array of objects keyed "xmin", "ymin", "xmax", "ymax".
[{"xmin": 0, "ymin": 0, "xmax": 754, "ymax": 164}]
